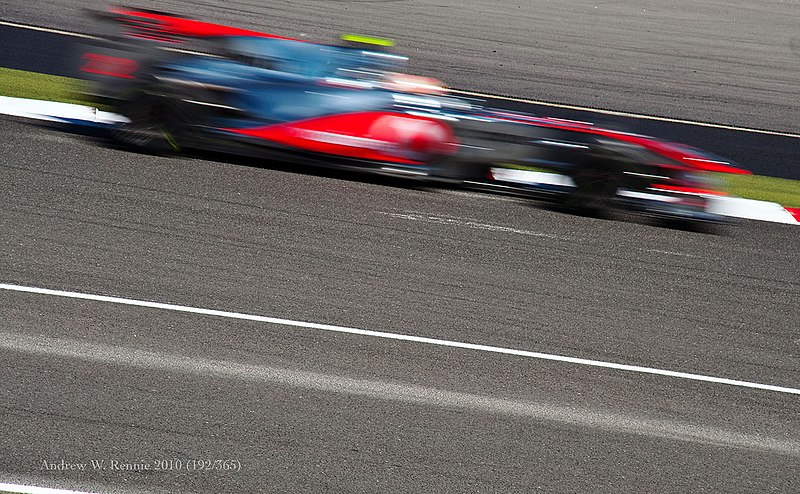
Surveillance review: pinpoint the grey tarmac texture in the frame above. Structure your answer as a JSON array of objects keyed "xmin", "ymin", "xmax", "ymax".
[
  {"xmin": 1, "ymin": 0, "xmax": 799, "ymax": 133},
  {"xmin": 1, "ymin": 119, "xmax": 800, "ymax": 492},
  {"xmin": 1, "ymin": 2, "xmax": 800, "ymax": 492}
]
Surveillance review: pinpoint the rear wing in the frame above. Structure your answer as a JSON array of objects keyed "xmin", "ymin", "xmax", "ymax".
[
  {"xmin": 76, "ymin": 7, "xmax": 297, "ymax": 102},
  {"xmin": 96, "ymin": 7, "xmax": 295, "ymax": 43}
]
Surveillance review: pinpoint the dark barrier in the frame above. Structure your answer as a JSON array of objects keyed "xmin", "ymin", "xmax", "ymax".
[{"xmin": 0, "ymin": 24, "xmax": 81, "ymax": 77}]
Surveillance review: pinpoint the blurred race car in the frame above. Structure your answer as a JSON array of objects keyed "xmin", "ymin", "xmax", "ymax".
[{"xmin": 78, "ymin": 8, "xmax": 750, "ymax": 224}]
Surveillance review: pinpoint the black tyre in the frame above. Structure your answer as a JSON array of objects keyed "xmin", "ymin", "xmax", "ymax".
[
  {"xmin": 564, "ymin": 157, "xmax": 623, "ymax": 216},
  {"xmin": 110, "ymin": 92, "xmax": 178, "ymax": 154},
  {"xmin": 430, "ymin": 158, "xmax": 490, "ymax": 182}
]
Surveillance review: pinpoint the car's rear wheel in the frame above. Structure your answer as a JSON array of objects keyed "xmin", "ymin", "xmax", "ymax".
[{"xmin": 110, "ymin": 92, "xmax": 177, "ymax": 154}]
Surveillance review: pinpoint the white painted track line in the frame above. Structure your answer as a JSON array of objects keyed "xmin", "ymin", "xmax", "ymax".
[
  {"xmin": 449, "ymin": 89, "xmax": 800, "ymax": 139},
  {"xmin": 0, "ymin": 482, "xmax": 97, "ymax": 494},
  {"xmin": 2, "ymin": 282, "xmax": 799, "ymax": 396},
  {"xmin": 0, "ymin": 20, "xmax": 96, "ymax": 38}
]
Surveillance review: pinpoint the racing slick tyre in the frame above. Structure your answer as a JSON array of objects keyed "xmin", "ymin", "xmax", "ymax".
[
  {"xmin": 110, "ymin": 91, "xmax": 179, "ymax": 154},
  {"xmin": 563, "ymin": 157, "xmax": 623, "ymax": 217},
  {"xmin": 429, "ymin": 158, "xmax": 490, "ymax": 183}
]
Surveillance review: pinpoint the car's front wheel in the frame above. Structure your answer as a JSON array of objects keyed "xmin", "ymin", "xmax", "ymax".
[{"xmin": 563, "ymin": 157, "xmax": 623, "ymax": 216}]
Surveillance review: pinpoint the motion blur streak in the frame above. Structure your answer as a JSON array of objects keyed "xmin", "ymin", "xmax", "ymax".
[{"xmin": 1, "ymin": 331, "xmax": 798, "ymax": 456}]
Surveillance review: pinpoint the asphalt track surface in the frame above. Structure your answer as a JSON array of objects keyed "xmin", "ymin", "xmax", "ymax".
[
  {"xmin": 1, "ymin": 1, "xmax": 800, "ymax": 493},
  {"xmin": 1, "ymin": 0, "xmax": 799, "ymax": 135},
  {"xmin": 2, "ymin": 117, "xmax": 800, "ymax": 493}
]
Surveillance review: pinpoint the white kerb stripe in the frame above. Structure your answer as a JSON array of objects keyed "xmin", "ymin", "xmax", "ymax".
[{"xmin": 2, "ymin": 282, "xmax": 799, "ymax": 396}]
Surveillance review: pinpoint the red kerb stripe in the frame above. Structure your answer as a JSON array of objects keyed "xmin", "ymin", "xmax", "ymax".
[{"xmin": 785, "ymin": 207, "xmax": 800, "ymax": 223}]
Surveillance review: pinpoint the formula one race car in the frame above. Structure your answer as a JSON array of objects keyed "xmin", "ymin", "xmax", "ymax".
[{"xmin": 78, "ymin": 8, "xmax": 750, "ymax": 224}]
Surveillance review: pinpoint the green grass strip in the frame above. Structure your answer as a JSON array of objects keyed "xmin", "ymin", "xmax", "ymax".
[
  {"xmin": 720, "ymin": 173, "xmax": 800, "ymax": 208},
  {"xmin": 0, "ymin": 67, "xmax": 88, "ymax": 106}
]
